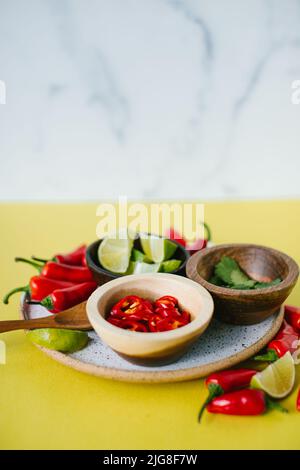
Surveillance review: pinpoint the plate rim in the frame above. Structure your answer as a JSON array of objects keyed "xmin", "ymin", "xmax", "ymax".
[{"xmin": 20, "ymin": 299, "xmax": 284, "ymax": 383}]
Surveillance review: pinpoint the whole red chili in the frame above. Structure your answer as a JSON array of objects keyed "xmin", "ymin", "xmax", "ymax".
[
  {"xmin": 284, "ymin": 305, "xmax": 300, "ymax": 333},
  {"xmin": 198, "ymin": 368, "xmax": 257, "ymax": 421},
  {"xmin": 32, "ymin": 244, "xmax": 87, "ymax": 267},
  {"xmin": 27, "ymin": 281, "xmax": 97, "ymax": 313},
  {"xmin": 165, "ymin": 228, "xmax": 186, "ymax": 247},
  {"xmin": 297, "ymin": 388, "xmax": 300, "ymax": 412},
  {"xmin": 15, "ymin": 257, "xmax": 93, "ymax": 283},
  {"xmin": 254, "ymin": 320, "xmax": 299, "ymax": 362},
  {"xmin": 166, "ymin": 222, "xmax": 212, "ymax": 253},
  {"xmin": 186, "ymin": 222, "xmax": 212, "ymax": 254},
  {"xmin": 206, "ymin": 389, "xmax": 286, "ymax": 416},
  {"xmin": 3, "ymin": 276, "xmax": 74, "ymax": 304}
]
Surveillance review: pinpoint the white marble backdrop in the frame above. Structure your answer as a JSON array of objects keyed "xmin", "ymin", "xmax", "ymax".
[{"xmin": 0, "ymin": 0, "xmax": 300, "ymax": 201}]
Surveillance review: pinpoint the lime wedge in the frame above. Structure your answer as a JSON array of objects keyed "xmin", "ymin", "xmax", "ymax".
[
  {"xmin": 160, "ymin": 259, "xmax": 182, "ymax": 273},
  {"xmin": 131, "ymin": 248, "xmax": 152, "ymax": 263},
  {"xmin": 132, "ymin": 261, "xmax": 161, "ymax": 274},
  {"xmin": 140, "ymin": 236, "xmax": 177, "ymax": 263},
  {"xmin": 27, "ymin": 329, "xmax": 88, "ymax": 353},
  {"xmin": 251, "ymin": 352, "xmax": 295, "ymax": 398},
  {"xmin": 98, "ymin": 236, "xmax": 133, "ymax": 273}
]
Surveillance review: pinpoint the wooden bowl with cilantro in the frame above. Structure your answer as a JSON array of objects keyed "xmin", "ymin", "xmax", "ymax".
[{"xmin": 186, "ymin": 244, "xmax": 299, "ymax": 325}]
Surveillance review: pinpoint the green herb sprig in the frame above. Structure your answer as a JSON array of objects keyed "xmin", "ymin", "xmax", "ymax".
[{"xmin": 209, "ymin": 256, "xmax": 281, "ymax": 290}]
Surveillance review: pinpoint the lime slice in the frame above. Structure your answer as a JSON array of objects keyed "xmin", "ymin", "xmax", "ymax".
[
  {"xmin": 134, "ymin": 261, "xmax": 161, "ymax": 274},
  {"xmin": 124, "ymin": 261, "xmax": 160, "ymax": 275},
  {"xmin": 131, "ymin": 248, "xmax": 145, "ymax": 262},
  {"xmin": 140, "ymin": 236, "xmax": 177, "ymax": 263},
  {"xmin": 160, "ymin": 259, "xmax": 182, "ymax": 273},
  {"xmin": 131, "ymin": 248, "xmax": 152, "ymax": 263},
  {"xmin": 251, "ymin": 352, "xmax": 295, "ymax": 398},
  {"xmin": 98, "ymin": 236, "xmax": 133, "ymax": 273},
  {"xmin": 27, "ymin": 329, "xmax": 88, "ymax": 353}
]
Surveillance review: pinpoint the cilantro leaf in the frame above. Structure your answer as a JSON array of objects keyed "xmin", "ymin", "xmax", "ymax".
[
  {"xmin": 254, "ymin": 278, "xmax": 281, "ymax": 289},
  {"xmin": 215, "ymin": 256, "xmax": 255, "ymax": 288},
  {"xmin": 210, "ymin": 256, "xmax": 282, "ymax": 290},
  {"xmin": 208, "ymin": 274, "xmax": 227, "ymax": 286}
]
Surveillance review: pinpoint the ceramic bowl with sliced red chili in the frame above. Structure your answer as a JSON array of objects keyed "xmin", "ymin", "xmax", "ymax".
[{"xmin": 86, "ymin": 273, "xmax": 214, "ymax": 366}]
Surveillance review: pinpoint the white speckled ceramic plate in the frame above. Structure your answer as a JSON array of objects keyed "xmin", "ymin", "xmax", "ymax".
[{"xmin": 20, "ymin": 297, "xmax": 283, "ymax": 383}]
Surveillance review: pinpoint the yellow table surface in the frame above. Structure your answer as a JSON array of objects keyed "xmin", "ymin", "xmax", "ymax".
[{"xmin": 0, "ymin": 200, "xmax": 300, "ymax": 450}]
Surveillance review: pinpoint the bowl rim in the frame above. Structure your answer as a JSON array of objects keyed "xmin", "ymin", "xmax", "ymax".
[
  {"xmin": 86, "ymin": 273, "xmax": 214, "ymax": 340},
  {"xmin": 85, "ymin": 235, "xmax": 190, "ymax": 278},
  {"xmin": 186, "ymin": 243, "xmax": 299, "ymax": 296}
]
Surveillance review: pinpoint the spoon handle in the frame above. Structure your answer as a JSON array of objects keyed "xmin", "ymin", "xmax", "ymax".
[{"xmin": 0, "ymin": 317, "xmax": 89, "ymax": 333}]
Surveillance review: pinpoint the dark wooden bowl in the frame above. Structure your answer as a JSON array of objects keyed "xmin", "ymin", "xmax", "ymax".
[
  {"xmin": 186, "ymin": 243, "xmax": 299, "ymax": 325},
  {"xmin": 86, "ymin": 236, "xmax": 189, "ymax": 286}
]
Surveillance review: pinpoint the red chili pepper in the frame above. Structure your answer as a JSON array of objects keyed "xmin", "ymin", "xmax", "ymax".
[
  {"xmin": 110, "ymin": 295, "xmax": 149, "ymax": 317},
  {"xmin": 198, "ymin": 368, "xmax": 257, "ymax": 421},
  {"xmin": 15, "ymin": 257, "xmax": 93, "ymax": 283},
  {"xmin": 107, "ymin": 295, "xmax": 191, "ymax": 332},
  {"xmin": 186, "ymin": 239, "xmax": 208, "ymax": 253},
  {"xmin": 155, "ymin": 316, "xmax": 189, "ymax": 332},
  {"xmin": 32, "ymin": 244, "xmax": 87, "ymax": 266},
  {"xmin": 206, "ymin": 389, "xmax": 286, "ymax": 416},
  {"xmin": 3, "ymin": 276, "xmax": 74, "ymax": 304},
  {"xmin": 285, "ymin": 305, "xmax": 300, "ymax": 333},
  {"xmin": 154, "ymin": 296, "xmax": 178, "ymax": 309},
  {"xmin": 165, "ymin": 228, "xmax": 186, "ymax": 247},
  {"xmin": 254, "ymin": 320, "xmax": 299, "ymax": 362},
  {"xmin": 109, "ymin": 318, "xmax": 148, "ymax": 332},
  {"xmin": 27, "ymin": 281, "xmax": 97, "ymax": 313},
  {"xmin": 297, "ymin": 388, "xmax": 300, "ymax": 412},
  {"xmin": 187, "ymin": 222, "xmax": 211, "ymax": 254}
]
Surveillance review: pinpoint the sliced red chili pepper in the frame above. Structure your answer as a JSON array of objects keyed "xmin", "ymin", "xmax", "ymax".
[
  {"xmin": 154, "ymin": 306, "xmax": 180, "ymax": 318},
  {"xmin": 118, "ymin": 319, "xmax": 148, "ymax": 332},
  {"xmin": 107, "ymin": 295, "xmax": 191, "ymax": 333},
  {"xmin": 107, "ymin": 317, "xmax": 124, "ymax": 328},
  {"xmin": 154, "ymin": 295, "xmax": 178, "ymax": 309},
  {"xmin": 155, "ymin": 317, "xmax": 188, "ymax": 332},
  {"xmin": 297, "ymin": 388, "xmax": 300, "ymax": 412},
  {"xmin": 123, "ymin": 312, "xmax": 153, "ymax": 323},
  {"xmin": 148, "ymin": 314, "xmax": 164, "ymax": 332},
  {"xmin": 111, "ymin": 295, "xmax": 144, "ymax": 315},
  {"xmin": 180, "ymin": 310, "xmax": 191, "ymax": 323}
]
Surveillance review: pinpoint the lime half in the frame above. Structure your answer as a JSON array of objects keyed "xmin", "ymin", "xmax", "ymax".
[
  {"xmin": 140, "ymin": 236, "xmax": 177, "ymax": 263},
  {"xmin": 251, "ymin": 351, "xmax": 295, "ymax": 398},
  {"xmin": 98, "ymin": 236, "xmax": 133, "ymax": 273},
  {"xmin": 27, "ymin": 329, "xmax": 88, "ymax": 353}
]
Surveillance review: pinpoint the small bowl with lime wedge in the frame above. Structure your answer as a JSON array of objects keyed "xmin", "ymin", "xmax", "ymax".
[{"xmin": 86, "ymin": 234, "xmax": 189, "ymax": 285}]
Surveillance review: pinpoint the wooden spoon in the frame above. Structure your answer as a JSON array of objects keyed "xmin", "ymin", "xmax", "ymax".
[{"xmin": 0, "ymin": 301, "xmax": 92, "ymax": 333}]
